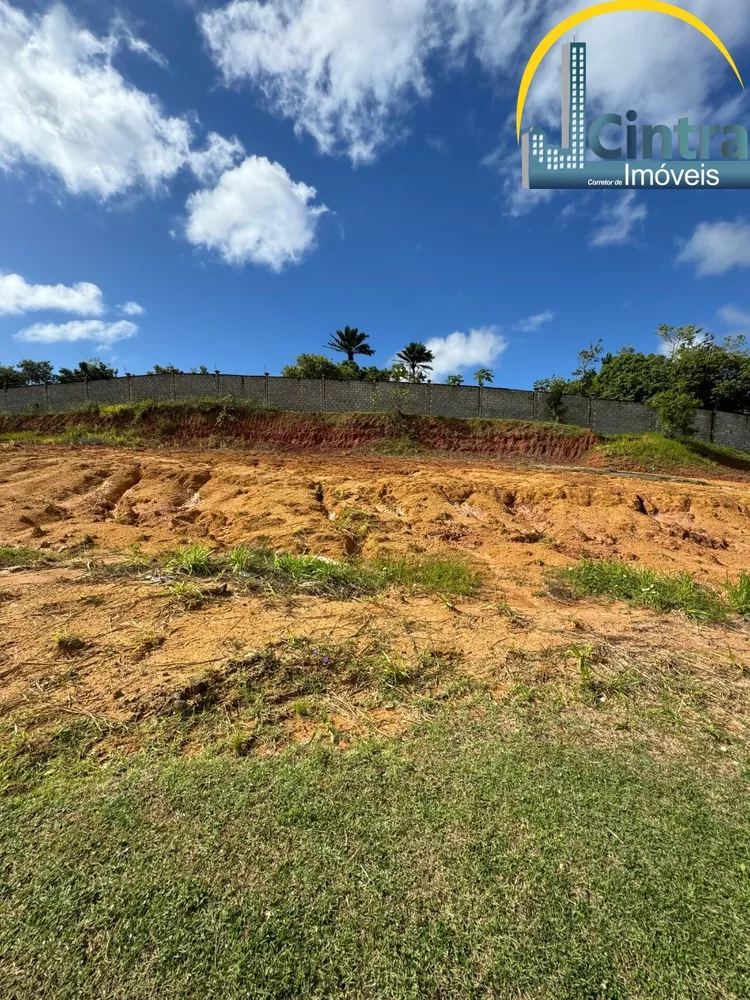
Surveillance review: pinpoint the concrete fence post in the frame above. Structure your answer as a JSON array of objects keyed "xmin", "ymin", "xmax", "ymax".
[
  {"xmin": 127, "ymin": 374, "xmax": 132, "ymax": 403},
  {"xmin": 264, "ymin": 373, "xmax": 270, "ymax": 406},
  {"xmin": 44, "ymin": 382, "xmax": 49, "ymax": 412},
  {"xmin": 588, "ymin": 397, "xmax": 593, "ymax": 431},
  {"xmin": 479, "ymin": 385, "xmax": 484, "ymax": 418},
  {"xmin": 3, "ymin": 383, "xmax": 7, "ymax": 413},
  {"xmin": 85, "ymin": 377, "xmax": 90, "ymax": 402},
  {"xmin": 321, "ymin": 376, "xmax": 326, "ymax": 411},
  {"xmin": 216, "ymin": 370, "xmax": 221, "ymax": 396},
  {"xmin": 171, "ymin": 372, "xmax": 176, "ymax": 400},
  {"xmin": 710, "ymin": 409, "xmax": 716, "ymax": 443}
]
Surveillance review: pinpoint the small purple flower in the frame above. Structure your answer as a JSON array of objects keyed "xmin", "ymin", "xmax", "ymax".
[
  {"xmin": 312, "ymin": 649, "xmax": 319, "ymax": 655},
  {"xmin": 322, "ymin": 656, "xmax": 330, "ymax": 665}
]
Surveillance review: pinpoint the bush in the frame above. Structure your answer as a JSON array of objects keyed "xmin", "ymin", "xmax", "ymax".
[
  {"xmin": 647, "ymin": 389, "xmax": 700, "ymax": 438},
  {"xmin": 544, "ymin": 378, "xmax": 568, "ymax": 423}
]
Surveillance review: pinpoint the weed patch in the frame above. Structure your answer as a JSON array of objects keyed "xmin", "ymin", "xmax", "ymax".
[
  {"xmin": 599, "ymin": 433, "xmax": 750, "ymax": 474},
  {"xmin": 160, "ymin": 545, "xmax": 481, "ymax": 598},
  {"xmin": 551, "ymin": 559, "xmax": 729, "ymax": 622},
  {"xmin": 0, "ymin": 546, "xmax": 54, "ymax": 569}
]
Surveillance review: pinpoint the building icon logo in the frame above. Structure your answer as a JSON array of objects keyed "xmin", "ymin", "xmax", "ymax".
[
  {"xmin": 518, "ymin": 3, "xmax": 750, "ymax": 191},
  {"xmin": 522, "ymin": 41, "xmax": 588, "ymax": 189}
]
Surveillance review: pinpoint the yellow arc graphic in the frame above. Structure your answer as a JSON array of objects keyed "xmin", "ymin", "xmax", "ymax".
[{"xmin": 516, "ymin": 0, "xmax": 744, "ymax": 142}]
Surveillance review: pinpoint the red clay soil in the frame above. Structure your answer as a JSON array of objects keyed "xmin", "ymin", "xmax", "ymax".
[{"xmin": 0, "ymin": 408, "xmax": 598, "ymax": 461}]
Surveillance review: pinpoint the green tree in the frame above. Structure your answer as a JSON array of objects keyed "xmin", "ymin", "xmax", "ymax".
[
  {"xmin": 536, "ymin": 376, "xmax": 569, "ymax": 423},
  {"xmin": 57, "ymin": 358, "xmax": 118, "ymax": 383},
  {"xmin": 656, "ymin": 323, "xmax": 705, "ymax": 359},
  {"xmin": 282, "ymin": 354, "xmax": 356, "ymax": 380},
  {"xmin": 0, "ymin": 365, "xmax": 26, "ymax": 388},
  {"xmin": 445, "ymin": 374, "xmax": 464, "ymax": 386},
  {"xmin": 647, "ymin": 390, "xmax": 700, "ymax": 438},
  {"xmin": 148, "ymin": 365, "xmax": 183, "ymax": 375},
  {"xmin": 572, "ymin": 339, "xmax": 604, "ymax": 393},
  {"xmin": 589, "ymin": 349, "xmax": 672, "ymax": 403},
  {"xmin": 396, "ymin": 342, "xmax": 434, "ymax": 381},
  {"xmin": 358, "ymin": 365, "xmax": 393, "ymax": 383},
  {"xmin": 326, "ymin": 327, "xmax": 375, "ymax": 363},
  {"xmin": 17, "ymin": 359, "xmax": 56, "ymax": 384},
  {"xmin": 473, "ymin": 368, "xmax": 494, "ymax": 387}
]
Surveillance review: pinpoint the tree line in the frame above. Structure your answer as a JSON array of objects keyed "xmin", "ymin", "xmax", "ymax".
[
  {"xmin": 534, "ymin": 324, "xmax": 750, "ymax": 436},
  {"xmin": 6, "ymin": 324, "xmax": 748, "ymax": 433},
  {"xmin": 281, "ymin": 326, "xmax": 494, "ymax": 386},
  {"xmin": 0, "ymin": 359, "xmax": 212, "ymax": 387}
]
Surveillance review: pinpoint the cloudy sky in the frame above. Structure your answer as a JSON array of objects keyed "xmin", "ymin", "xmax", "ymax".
[{"xmin": 1, "ymin": 0, "xmax": 750, "ymax": 385}]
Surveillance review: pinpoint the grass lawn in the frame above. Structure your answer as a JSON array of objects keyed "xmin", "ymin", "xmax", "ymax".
[
  {"xmin": 2, "ymin": 712, "xmax": 749, "ymax": 1000},
  {"xmin": 598, "ymin": 433, "xmax": 750, "ymax": 474}
]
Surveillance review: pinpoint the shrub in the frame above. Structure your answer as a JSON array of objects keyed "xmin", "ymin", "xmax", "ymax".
[{"xmin": 647, "ymin": 389, "xmax": 700, "ymax": 438}]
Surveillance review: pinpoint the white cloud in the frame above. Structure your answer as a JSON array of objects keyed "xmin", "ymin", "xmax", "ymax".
[
  {"xmin": 0, "ymin": 273, "xmax": 104, "ymax": 316},
  {"xmin": 515, "ymin": 309, "xmax": 553, "ymax": 332},
  {"xmin": 185, "ymin": 156, "xmax": 328, "ymax": 271},
  {"xmin": 419, "ymin": 325, "xmax": 508, "ymax": 380},
  {"xmin": 676, "ymin": 220, "xmax": 750, "ymax": 277},
  {"xmin": 589, "ymin": 192, "xmax": 647, "ymax": 248},
  {"xmin": 718, "ymin": 304, "xmax": 750, "ymax": 329},
  {"xmin": 14, "ymin": 319, "xmax": 138, "ymax": 346},
  {"xmin": 199, "ymin": 0, "xmax": 750, "ymax": 176},
  {"xmin": 0, "ymin": 2, "xmax": 195, "ymax": 199},
  {"xmin": 111, "ymin": 17, "xmax": 170, "ymax": 70},
  {"xmin": 188, "ymin": 132, "xmax": 246, "ymax": 186},
  {"xmin": 198, "ymin": 0, "xmax": 541, "ymax": 164},
  {"xmin": 120, "ymin": 301, "xmax": 145, "ymax": 317}
]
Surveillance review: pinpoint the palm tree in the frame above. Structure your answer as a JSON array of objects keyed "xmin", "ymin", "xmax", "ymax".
[
  {"xmin": 474, "ymin": 368, "xmax": 494, "ymax": 387},
  {"xmin": 326, "ymin": 326, "xmax": 375, "ymax": 363},
  {"xmin": 445, "ymin": 374, "xmax": 464, "ymax": 386},
  {"xmin": 396, "ymin": 342, "xmax": 434, "ymax": 380}
]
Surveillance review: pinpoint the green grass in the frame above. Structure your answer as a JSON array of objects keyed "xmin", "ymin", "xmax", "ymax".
[
  {"xmin": 726, "ymin": 572, "xmax": 750, "ymax": 616},
  {"xmin": 164, "ymin": 544, "xmax": 481, "ymax": 598},
  {"xmin": 0, "ymin": 545, "xmax": 54, "ymax": 569},
  {"xmin": 375, "ymin": 554, "xmax": 479, "ymax": 596},
  {"xmin": 552, "ymin": 558, "xmax": 736, "ymax": 622},
  {"xmin": 0, "ymin": 426, "xmax": 142, "ymax": 446},
  {"xmin": 1, "ymin": 713, "xmax": 749, "ymax": 1000},
  {"xmin": 599, "ymin": 433, "xmax": 750, "ymax": 474}
]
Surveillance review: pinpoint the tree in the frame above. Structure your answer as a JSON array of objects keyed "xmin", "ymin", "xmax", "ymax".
[
  {"xmin": 545, "ymin": 377, "xmax": 569, "ymax": 423},
  {"xmin": 148, "ymin": 364, "xmax": 183, "ymax": 375},
  {"xmin": 589, "ymin": 349, "xmax": 672, "ymax": 403},
  {"xmin": 396, "ymin": 342, "xmax": 434, "ymax": 381},
  {"xmin": 0, "ymin": 365, "xmax": 26, "ymax": 388},
  {"xmin": 326, "ymin": 327, "xmax": 375, "ymax": 364},
  {"xmin": 474, "ymin": 368, "xmax": 494, "ymax": 387},
  {"xmin": 572, "ymin": 338, "xmax": 604, "ymax": 393},
  {"xmin": 445, "ymin": 374, "xmax": 464, "ymax": 386},
  {"xmin": 282, "ymin": 354, "xmax": 347, "ymax": 380},
  {"xmin": 17, "ymin": 359, "xmax": 56, "ymax": 384},
  {"xmin": 58, "ymin": 358, "xmax": 117, "ymax": 382},
  {"xmin": 190, "ymin": 365, "xmax": 210, "ymax": 375},
  {"xmin": 656, "ymin": 323, "xmax": 706, "ymax": 359},
  {"xmin": 647, "ymin": 389, "xmax": 700, "ymax": 438},
  {"xmin": 282, "ymin": 354, "xmax": 393, "ymax": 381}
]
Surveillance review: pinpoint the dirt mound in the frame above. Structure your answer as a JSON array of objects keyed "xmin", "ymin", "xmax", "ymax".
[
  {"xmin": 2, "ymin": 444, "xmax": 750, "ymax": 745},
  {"xmin": 2, "ymin": 447, "xmax": 750, "ymax": 577},
  {"xmin": 0, "ymin": 405, "xmax": 597, "ymax": 461}
]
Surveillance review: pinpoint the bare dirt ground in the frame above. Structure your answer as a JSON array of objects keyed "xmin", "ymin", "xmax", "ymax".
[{"xmin": 2, "ymin": 444, "xmax": 750, "ymax": 748}]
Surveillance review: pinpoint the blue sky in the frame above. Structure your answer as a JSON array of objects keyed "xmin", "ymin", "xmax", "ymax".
[{"xmin": 2, "ymin": 0, "xmax": 750, "ymax": 388}]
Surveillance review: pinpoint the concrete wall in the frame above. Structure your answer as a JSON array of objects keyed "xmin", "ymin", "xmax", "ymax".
[{"xmin": 3, "ymin": 373, "xmax": 750, "ymax": 453}]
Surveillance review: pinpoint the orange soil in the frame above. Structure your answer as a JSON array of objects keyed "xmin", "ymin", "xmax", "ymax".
[{"xmin": 1, "ymin": 445, "xmax": 750, "ymax": 741}]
